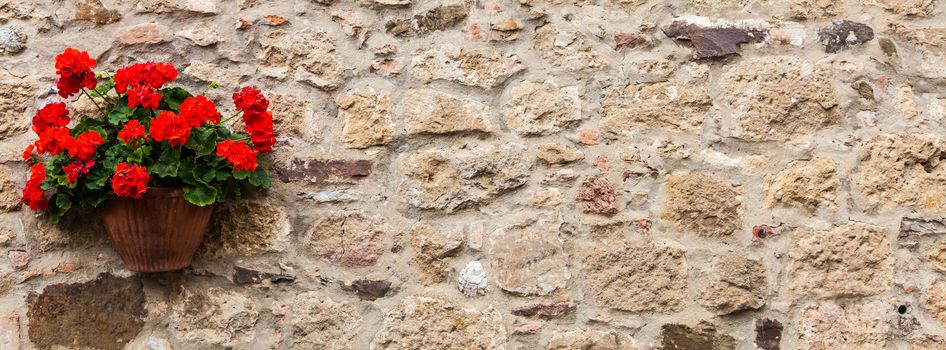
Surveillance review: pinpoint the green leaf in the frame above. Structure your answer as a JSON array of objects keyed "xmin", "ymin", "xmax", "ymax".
[
  {"xmin": 90, "ymin": 79, "xmax": 115, "ymax": 99},
  {"xmin": 183, "ymin": 185, "xmax": 217, "ymax": 206},
  {"xmin": 248, "ymin": 166, "xmax": 271, "ymax": 188},
  {"xmin": 233, "ymin": 170, "xmax": 250, "ymax": 180},
  {"xmin": 49, "ymin": 194, "xmax": 72, "ymax": 224},
  {"xmin": 85, "ymin": 167, "xmax": 109, "ymax": 190},
  {"xmin": 152, "ymin": 148, "xmax": 181, "ymax": 178},
  {"xmin": 186, "ymin": 128, "xmax": 217, "ymax": 157},
  {"xmin": 127, "ymin": 144, "xmax": 152, "ymax": 163},
  {"xmin": 160, "ymin": 87, "xmax": 192, "ymax": 110},
  {"xmin": 107, "ymin": 98, "xmax": 133, "ymax": 125}
]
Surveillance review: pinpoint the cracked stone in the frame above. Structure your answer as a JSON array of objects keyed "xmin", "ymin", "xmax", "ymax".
[
  {"xmin": 488, "ymin": 214, "xmax": 568, "ymax": 296},
  {"xmin": 304, "ymin": 211, "xmax": 386, "ymax": 267},
  {"xmin": 274, "ymin": 159, "xmax": 371, "ymax": 185},
  {"xmin": 410, "ymin": 223, "xmax": 463, "ymax": 283},
  {"xmin": 698, "ymin": 253, "xmax": 767, "ymax": 315}
]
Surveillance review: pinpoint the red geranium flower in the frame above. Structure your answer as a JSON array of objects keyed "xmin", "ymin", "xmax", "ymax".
[
  {"xmin": 232, "ymin": 87, "xmax": 269, "ymax": 114},
  {"xmin": 31, "ymin": 102, "xmax": 70, "ymax": 136},
  {"xmin": 179, "ymin": 95, "xmax": 221, "ymax": 127},
  {"xmin": 149, "ymin": 111, "xmax": 191, "ymax": 146},
  {"xmin": 54, "ymin": 48, "xmax": 96, "ymax": 98},
  {"xmin": 113, "ymin": 62, "xmax": 177, "ymax": 94},
  {"xmin": 34, "ymin": 127, "xmax": 74, "ymax": 156},
  {"xmin": 21, "ymin": 144, "xmax": 34, "ymax": 161},
  {"xmin": 127, "ymin": 86, "xmax": 162, "ymax": 110},
  {"xmin": 216, "ymin": 139, "xmax": 258, "ymax": 171},
  {"xmin": 242, "ymin": 111, "xmax": 275, "ymax": 153},
  {"xmin": 67, "ymin": 130, "xmax": 105, "ymax": 161},
  {"xmin": 118, "ymin": 120, "xmax": 146, "ymax": 143},
  {"xmin": 63, "ymin": 160, "xmax": 95, "ymax": 184},
  {"xmin": 112, "ymin": 163, "xmax": 149, "ymax": 199},
  {"xmin": 21, "ymin": 163, "xmax": 48, "ymax": 210}
]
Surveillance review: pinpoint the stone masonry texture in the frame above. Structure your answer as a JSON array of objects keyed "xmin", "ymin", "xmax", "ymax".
[{"xmin": 3, "ymin": 0, "xmax": 946, "ymax": 348}]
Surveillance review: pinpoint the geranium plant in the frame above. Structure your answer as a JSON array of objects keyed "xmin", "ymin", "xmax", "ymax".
[{"xmin": 22, "ymin": 48, "xmax": 275, "ymax": 223}]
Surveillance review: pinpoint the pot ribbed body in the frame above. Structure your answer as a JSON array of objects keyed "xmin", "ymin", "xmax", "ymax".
[{"xmin": 100, "ymin": 188, "xmax": 212, "ymax": 272}]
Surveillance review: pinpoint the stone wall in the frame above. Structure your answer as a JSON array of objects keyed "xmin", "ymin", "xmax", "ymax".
[{"xmin": 0, "ymin": 0, "xmax": 944, "ymax": 349}]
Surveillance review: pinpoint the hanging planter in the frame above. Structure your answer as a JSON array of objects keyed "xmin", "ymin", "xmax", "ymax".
[{"xmin": 20, "ymin": 48, "xmax": 276, "ymax": 272}]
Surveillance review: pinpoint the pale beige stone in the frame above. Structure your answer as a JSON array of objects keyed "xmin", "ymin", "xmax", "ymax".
[
  {"xmin": 289, "ymin": 292, "xmax": 361, "ymax": 349},
  {"xmin": 797, "ymin": 301, "xmax": 892, "ymax": 349},
  {"xmin": 503, "ymin": 81, "xmax": 582, "ymax": 136},
  {"xmin": 399, "ymin": 143, "xmax": 531, "ymax": 211},
  {"xmin": 532, "ymin": 24, "xmax": 607, "ymax": 71},
  {"xmin": 183, "ymin": 61, "xmax": 242, "ymax": 86},
  {"xmin": 547, "ymin": 329, "xmax": 639, "ymax": 350},
  {"xmin": 720, "ymin": 56, "xmax": 840, "ymax": 140},
  {"xmin": 790, "ymin": 222, "xmax": 892, "ymax": 299},
  {"xmin": 856, "ymin": 133, "xmax": 946, "ymax": 211},
  {"xmin": 862, "ymin": 0, "xmax": 933, "ymax": 15},
  {"xmin": 169, "ymin": 287, "xmax": 260, "ymax": 348},
  {"xmin": 698, "ymin": 253, "xmax": 767, "ymax": 315},
  {"xmin": 660, "ymin": 173, "xmax": 742, "ymax": 237},
  {"xmin": 526, "ymin": 188, "xmax": 565, "ymax": 208},
  {"xmin": 402, "ymin": 89, "xmax": 492, "ymax": 135},
  {"xmin": 337, "ymin": 87, "xmax": 394, "ymax": 148},
  {"xmin": 304, "ymin": 211, "xmax": 386, "ymax": 267},
  {"xmin": 411, "ymin": 44, "xmax": 524, "ymax": 89},
  {"xmin": 370, "ymin": 296, "xmax": 506, "ymax": 349},
  {"xmin": 925, "ymin": 280, "xmax": 946, "ymax": 328},
  {"xmin": 889, "ymin": 24, "xmax": 946, "ymax": 79},
  {"xmin": 601, "ymin": 81, "xmax": 711, "ymax": 135},
  {"xmin": 0, "ymin": 69, "xmax": 32, "ymax": 140},
  {"xmin": 174, "ymin": 26, "xmax": 221, "ymax": 46},
  {"xmin": 764, "ymin": 158, "xmax": 839, "ymax": 212},
  {"xmin": 583, "ymin": 240, "xmax": 688, "ymax": 313},
  {"xmin": 268, "ymin": 91, "xmax": 318, "ymax": 141},
  {"xmin": 789, "ymin": 0, "xmax": 840, "ymax": 18},
  {"xmin": 259, "ymin": 29, "xmax": 344, "ymax": 90},
  {"xmin": 0, "ymin": 167, "xmax": 19, "ymax": 212},
  {"xmin": 925, "ymin": 240, "xmax": 946, "ymax": 272},
  {"xmin": 488, "ymin": 214, "xmax": 568, "ymax": 296},
  {"xmin": 536, "ymin": 143, "xmax": 584, "ymax": 164},
  {"xmin": 200, "ymin": 200, "xmax": 290, "ymax": 256}
]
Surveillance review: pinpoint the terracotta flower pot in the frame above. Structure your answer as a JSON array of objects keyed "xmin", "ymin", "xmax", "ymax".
[{"xmin": 99, "ymin": 187, "xmax": 212, "ymax": 272}]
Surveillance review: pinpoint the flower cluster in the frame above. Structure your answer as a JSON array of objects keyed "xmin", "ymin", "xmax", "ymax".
[{"xmin": 22, "ymin": 48, "xmax": 276, "ymax": 222}]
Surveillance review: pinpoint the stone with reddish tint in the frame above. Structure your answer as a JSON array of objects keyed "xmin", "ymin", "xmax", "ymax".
[
  {"xmin": 275, "ymin": 159, "xmax": 372, "ymax": 185},
  {"xmin": 74, "ymin": 0, "xmax": 120, "ymax": 24},
  {"xmin": 614, "ymin": 32, "xmax": 655, "ymax": 50},
  {"xmin": 305, "ymin": 211, "xmax": 387, "ymax": 267},
  {"xmin": 27, "ymin": 274, "xmax": 145, "ymax": 350},
  {"xmin": 341, "ymin": 279, "xmax": 392, "ymax": 300},
  {"xmin": 488, "ymin": 214, "xmax": 568, "ymax": 296},
  {"xmin": 117, "ymin": 23, "xmax": 165, "ymax": 45},
  {"xmin": 7, "ymin": 250, "xmax": 26, "ymax": 269},
  {"xmin": 576, "ymin": 175, "xmax": 619, "ymax": 216},
  {"xmin": 664, "ymin": 19, "xmax": 766, "ymax": 59},
  {"xmin": 0, "ymin": 314, "xmax": 18, "ymax": 349},
  {"xmin": 755, "ymin": 318, "xmax": 783, "ymax": 350},
  {"xmin": 511, "ymin": 302, "xmax": 576, "ymax": 319}
]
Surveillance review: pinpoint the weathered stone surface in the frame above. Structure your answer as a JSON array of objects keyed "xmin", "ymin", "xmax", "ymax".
[
  {"xmin": 0, "ymin": 314, "xmax": 18, "ymax": 350},
  {"xmin": 402, "ymin": 89, "xmax": 492, "ymax": 135},
  {"xmin": 268, "ymin": 91, "xmax": 318, "ymax": 141},
  {"xmin": 259, "ymin": 29, "xmax": 345, "ymax": 90},
  {"xmin": 459, "ymin": 260, "xmax": 488, "ymax": 296},
  {"xmin": 658, "ymin": 322, "xmax": 736, "ymax": 350},
  {"xmin": 584, "ymin": 240, "xmax": 688, "ymax": 313},
  {"xmin": 664, "ymin": 18, "xmax": 767, "ymax": 59},
  {"xmin": 488, "ymin": 214, "xmax": 568, "ymax": 296},
  {"xmin": 175, "ymin": 26, "xmax": 221, "ymax": 46},
  {"xmin": 533, "ymin": 24, "xmax": 607, "ymax": 71},
  {"xmin": 289, "ymin": 292, "xmax": 361, "ymax": 349},
  {"xmin": 275, "ymin": 158, "xmax": 371, "ymax": 185},
  {"xmin": 337, "ymin": 87, "xmax": 394, "ymax": 148},
  {"xmin": 797, "ymin": 301, "xmax": 892, "ymax": 349},
  {"xmin": 341, "ymin": 279, "xmax": 392, "ymax": 300},
  {"xmin": 755, "ymin": 319, "xmax": 783, "ymax": 350},
  {"xmin": 817, "ymin": 20, "xmax": 874, "ymax": 53},
  {"xmin": 75, "ymin": 0, "xmax": 120, "ymax": 24},
  {"xmin": 0, "ymin": 167, "xmax": 19, "ymax": 212},
  {"xmin": 719, "ymin": 57, "xmax": 840, "ymax": 141},
  {"xmin": 511, "ymin": 302, "xmax": 576, "ymax": 319},
  {"xmin": 925, "ymin": 240, "xmax": 946, "ymax": 272},
  {"xmin": 169, "ymin": 286, "xmax": 259, "ymax": 348},
  {"xmin": 305, "ymin": 211, "xmax": 386, "ymax": 266},
  {"xmin": 0, "ymin": 69, "xmax": 32, "ymax": 139},
  {"xmin": 385, "ymin": 3, "xmax": 468, "ymax": 36},
  {"xmin": 889, "ymin": 24, "xmax": 946, "ymax": 79},
  {"xmin": 698, "ymin": 253, "xmax": 767, "ymax": 315},
  {"xmin": 0, "ymin": 26, "xmax": 25, "ymax": 55},
  {"xmin": 857, "ymin": 133, "xmax": 946, "ymax": 211},
  {"xmin": 661, "ymin": 173, "xmax": 742, "ymax": 237},
  {"xmin": 370, "ymin": 296, "xmax": 506, "ymax": 349},
  {"xmin": 901, "ymin": 216, "xmax": 946, "ymax": 238},
  {"xmin": 925, "ymin": 280, "xmax": 946, "ymax": 328},
  {"xmin": 201, "ymin": 200, "xmax": 289, "ymax": 256},
  {"xmin": 183, "ymin": 61, "xmax": 242, "ymax": 85},
  {"xmin": 136, "ymin": 0, "xmax": 218, "ymax": 14},
  {"xmin": 790, "ymin": 0, "xmax": 840, "ymax": 18},
  {"xmin": 548, "ymin": 329, "xmax": 638, "ymax": 350},
  {"xmin": 909, "ymin": 335, "xmax": 946, "ymax": 350},
  {"xmin": 410, "ymin": 223, "xmax": 463, "ymax": 283},
  {"xmin": 399, "ymin": 143, "xmax": 531, "ymax": 211},
  {"xmin": 862, "ymin": 0, "xmax": 933, "ymax": 15},
  {"xmin": 503, "ymin": 81, "xmax": 582, "ymax": 136},
  {"xmin": 601, "ymin": 81, "xmax": 711, "ymax": 135},
  {"xmin": 536, "ymin": 143, "xmax": 584, "ymax": 165},
  {"xmin": 117, "ymin": 23, "xmax": 166, "ymax": 45},
  {"xmin": 411, "ymin": 44, "xmax": 524, "ymax": 89},
  {"xmin": 27, "ymin": 274, "xmax": 145, "ymax": 350},
  {"xmin": 764, "ymin": 158, "xmax": 839, "ymax": 212},
  {"xmin": 576, "ymin": 175, "xmax": 619, "ymax": 216},
  {"xmin": 790, "ymin": 222, "xmax": 892, "ymax": 299},
  {"xmin": 614, "ymin": 32, "xmax": 655, "ymax": 50}
]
